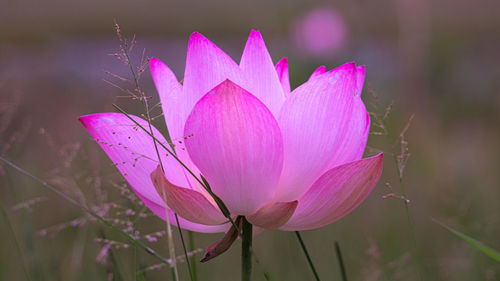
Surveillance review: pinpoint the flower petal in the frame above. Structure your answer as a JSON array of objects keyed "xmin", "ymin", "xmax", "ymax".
[
  {"xmin": 183, "ymin": 32, "xmax": 242, "ymax": 121},
  {"xmin": 79, "ymin": 113, "xmax": 187, "ymax": 205},
  {"xmin": 184, "ymin": 80, "xmax": 284, "ymax": 215},
  {"xmin": 275, "ymin": 62, "xmax": 369, "ymax": 201},
  {"xmin": 280, "ymin": 154, "xmax": 383, "ymax": 231},
  {"xmin": 150, "ymin": 57, "xmax": 184, "ymax": 141},
  {"xmin": 275, "ymin": 57, "xmax": 291, "ymax": 95},
  {"xmin": 136, "ymin": 192, "xmax": 230, "ymax": 233},
  {"xmin": 151, "ymin": 166, "xmax": 227, "ymax": 225},
  {"xmin": 239, "ymin": 30, "xmax": 285, "ymax": 116},
  {"xmin": 246, "ymin": 201, "xmax": 298, "ymax": 229},
  {"xmin": 309, "ymin": 65, "xmax": 326, "ymax": 80},
  {"xmin": 150, "ymin": 57, "xmax": 211, "ymax": 199}
]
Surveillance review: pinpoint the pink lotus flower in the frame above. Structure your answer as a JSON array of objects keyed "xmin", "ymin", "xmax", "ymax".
[{"xmin": 79, "ymin": 30, "xmax": 383, "ymax": 234}]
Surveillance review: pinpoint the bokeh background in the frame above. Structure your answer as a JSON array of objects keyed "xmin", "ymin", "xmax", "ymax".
[{"xmin": 1, "ymin": 0, "xmax": 499, "ymax": 280}]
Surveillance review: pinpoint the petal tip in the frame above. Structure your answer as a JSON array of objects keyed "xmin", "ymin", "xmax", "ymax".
[
  {"xmin": 249, "ymin": 29, "xmax": 262, "ymax": 38},
  {"xmin": 149, "ymin": 57, "xmax": 162, "ymax": 68},
  {"xmin": 277, "ymin": 57, "xmax": 288, "ymax": 65}
]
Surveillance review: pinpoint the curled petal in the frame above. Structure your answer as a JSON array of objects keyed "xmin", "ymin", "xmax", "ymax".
[
  {"xmin": 151, "ymin": 166, "xmax": 227, "ymax": 225},
  {"xmin": 276, "ymin": 62, "xmax": 369, "ymax": 201},
  {"xmin": 240, "ymin": 30, "xmax": 285, "ymax": 116},
  {"xmin": 247, "ymin": 201, "xmax": 298, "ymax": 229},
  {"xmin": 136, "ymin": 192, "xmax": 230, "ymax": 233},
  {"xmin": 200, "ymin": 217, "xmax": 242, "ymax": 262},
  {"xmin": 275, "ymin": 57, "xmax": 291, "ymax": 95},
  {"xmin": 280, "ymin": 154, "xmax": 383, "ymax": 231},
  {"xmin": 184, "ymin": 80, "xmax": 284, "ymax": 215}
]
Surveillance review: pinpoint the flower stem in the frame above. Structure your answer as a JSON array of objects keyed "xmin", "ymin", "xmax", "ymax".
[
  {"xmin": 241, "ymin": 217, "xmax": 253, "ymax": 281},
  {"xmin": 295, "ymin": 231, "xmax": 321, "ymax": 281},
  {"xmin": 334, "ymin": 241, "xmax": 348, "ymax": 281}
]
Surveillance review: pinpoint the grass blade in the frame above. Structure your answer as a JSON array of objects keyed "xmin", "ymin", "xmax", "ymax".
[
  {"xmin": 334, "ymin": 241, "xmax": 348, "ymax": 281},
  {"xmin": 435, "ymin": 220, "xmax": 500, "ymax": 262},
  {"xmin": 295, "ymin": 231, "xmax": 321, "ymax": 281}
]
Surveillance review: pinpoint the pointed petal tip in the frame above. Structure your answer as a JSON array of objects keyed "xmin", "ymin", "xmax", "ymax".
[
  {"xmin": 187, "ymin": 31, "xmax": 210, "ymax": 46},
  {"xmin": 277, "ymin": 57, "xmax": 288, "ymax": 65},
  {"xmin": 249, "ymin": 29, "xmax": 262, "ymax": 37},
  {"xmin": 343, "ymin": 61, "xmax": 356, "ymax": 70},
  {"xmin": 149, "ymin": 56, "xmax": 162, "ymax": 68}
]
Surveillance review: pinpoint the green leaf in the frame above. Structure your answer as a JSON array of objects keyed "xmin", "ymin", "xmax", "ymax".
[{"xmin": 435, "ymin": 220, "xmax": 500, "ymax": 262}]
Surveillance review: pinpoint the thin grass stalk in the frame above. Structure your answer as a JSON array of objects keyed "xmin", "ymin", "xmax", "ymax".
[
  {"xmin": 393, "ymin": 152, "xmax": 423, "ymax": 280},
  {"xmin": 241, "ymin": 217, "xmax": 253, "ymax": 281},
  {"xmin": 114, "ymin": 24, "xmax": 181, "ymax": 280},
  {"xmin": 334, "ymin": 241, "xmax": 347, "ymax": 281},
  {"xmin": 0, "ymin": 156, "xmax": 171, "ymax": 265},
  {"xmin": 175, "ymin": 216, "xmax": 194, "ymax": 280},
  {"xmin": 188, "ymin": 231, "xmax": 198, "ymax": 281},
  {"xmin": 294, "ymin": 231, "xmax": 321, "ymax": 281},
  {"xmin": 377, "ymin": 109, "xmax": 422, "ymax": 280},
  {"xmin": 0, "ymin": 201, "xmax": 33, "ymax": 281}
]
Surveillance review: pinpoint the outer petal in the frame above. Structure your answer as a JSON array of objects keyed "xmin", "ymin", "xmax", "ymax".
[
  {"xmin": 136, "ymin": 192, "xmax": 230, "ymax": 233},
  {"xmin": 151, "ymin": 166, "xmax": 227, "ymax": 225},
  {"xmin": 150, "ymin": 57, "xmax": 184, "ymax": 141},
  {"xmin": 275, "ymin": 57, "xmax": 291, "ymax": 95},
  {"xmin": 79, "ymin": 113, "xmax": 187, "ymax": 205},
  {"xmin": 309, "ymin": 65, "xmax": 326, "ymax": 80},
  {"xmin": 275, "ymin": 62, "xmax": 369, "ymax": 202},
  {"xmin": 184, "ymin": 80, "xmax": 284, "ymax": 215},
  {"xmin": 246, "ymin": 201, "xmax": 298, "ymax": 229},
  {"xmin": 239, "ymin": 30, "xmax": 285, "ymax": 116},
  {"xmin": 183, "ymin": 32, "xmax": 242, "ymax": 121},
  {"xmin": 280, "ymin": 154, "xmax": 383, "ymax": 231}
]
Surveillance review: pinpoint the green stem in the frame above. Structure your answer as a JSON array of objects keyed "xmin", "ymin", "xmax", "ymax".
[
  {"xmin": 241, "ymin": 217, "xmax": 253, "ymax": 281},
  {"xmin": 188, "ymin": 231, "xmax": 198, "ymax": 281},
  {"xmin": 334, "ymin": 241, "xmax": 347, "ymax": 281},
  {"xmin": 295, "ymin": 231, "xmax": 320, "ymax": 281},
  {"xmin": 175, "ymin": 216, "xmax": 194, "ymax": 281}
]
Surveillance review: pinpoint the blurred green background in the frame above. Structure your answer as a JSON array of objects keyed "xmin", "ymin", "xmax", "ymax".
[{"xmin": 1, "ymin": 0, "xmax": 499, "ymax": 280}]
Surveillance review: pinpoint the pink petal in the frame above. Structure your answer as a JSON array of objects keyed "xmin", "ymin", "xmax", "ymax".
[
  {"xmin": 275, "ymin": 57, "xmax": 291, "ymax": 95},
  {"xmin": 150, "ymin": 57, "xmax": 210, "ymax": 199},
  {"xmin": 280, "ymin": 154, "xmax": 383, "ymax": 231},
  {"xmin": 309, "ymin": 65, "xmax": 326, "ymax": 80},
  {"xmin": 79, "ymin": 113, "xmax": 188, "ymax": 206},
  {"xmin": 275, "ymin": 62, "xmax": 370, "ymax": 201},
  {"xmin": 151, "ymin": 166, "xmax": 227, "ymax": 225},
  {"xmin": 150, "ymin": 57, "xmax": 184, "ymax": 141},
  {"xmin": 246, "ymin": 201, "xmax": 298, "ymax": 229},
  {"xmin": 239, "ymin": 30, "xmax": 285, "ymax": 116},
  {"xmin": 183, "ymin": 32, "xmax": 242, "ymax": 121},
  {"xmin": 136, "ymin": 192, "xmax": 230, "ymax": 233},
  {"xmin": 356, "ymin": 65, "xmax": 366, "ymax": 95},
  {"xmin": 184, "ymin": 80, "xmax": 284, "ymax": 215}
]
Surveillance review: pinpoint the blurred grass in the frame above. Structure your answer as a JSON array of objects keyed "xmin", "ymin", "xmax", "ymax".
[{"xmin": 1, "ymin": 0, "xmax": 500, "ymax": 280}]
